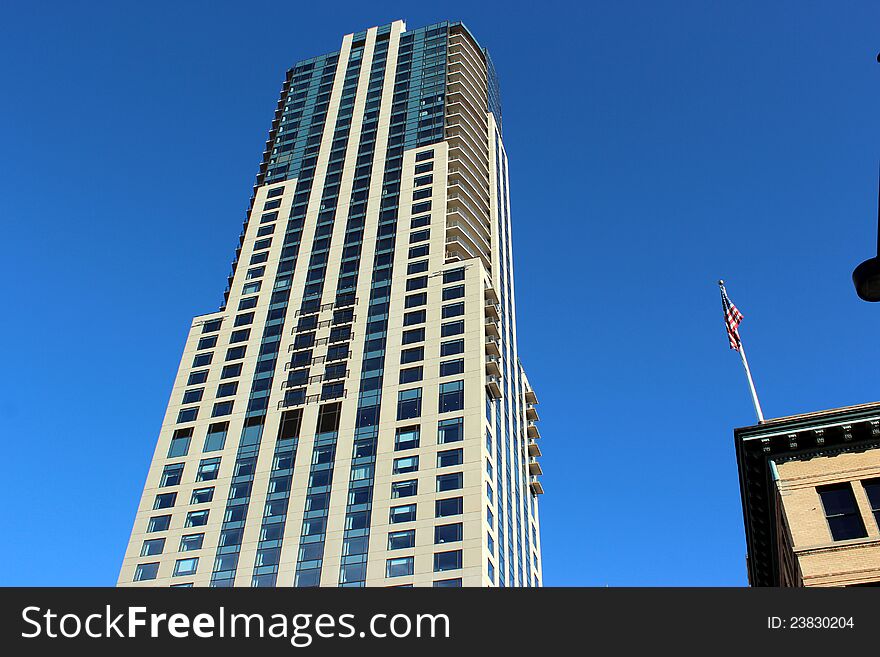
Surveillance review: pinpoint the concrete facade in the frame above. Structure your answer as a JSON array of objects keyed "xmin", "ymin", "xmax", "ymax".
[{"xmin": 119, "ymin": 20, "xmax": 544, "ymax": 588}]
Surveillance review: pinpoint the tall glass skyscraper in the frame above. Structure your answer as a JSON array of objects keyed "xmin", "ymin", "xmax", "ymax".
[{"xmin": 119, "ymin": 20, "xmax": 544, "ymax": 588}]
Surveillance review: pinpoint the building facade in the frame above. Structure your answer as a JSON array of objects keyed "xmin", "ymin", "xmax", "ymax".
[
  {"xmin": 735, "ymin": 402, "xmax": 880, "ymax": 586},
  {"xmin": 118, "ymin": 20, "xmax": 544, "ymax": 588}
]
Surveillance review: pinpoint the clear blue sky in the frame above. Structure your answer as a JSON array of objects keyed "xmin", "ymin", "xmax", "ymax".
[{"xmin": 1, "ymin": 1, "xmax": 878, "ymax": 586}]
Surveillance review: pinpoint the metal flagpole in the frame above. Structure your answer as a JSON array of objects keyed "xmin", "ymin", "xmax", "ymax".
[{"xmin": 736, "ymin": 339, "xmax": 764, "ymax": 423}]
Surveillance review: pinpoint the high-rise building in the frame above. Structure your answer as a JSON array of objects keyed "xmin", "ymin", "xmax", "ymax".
[
  {"xmin": 118, "ymin": 20, "xmax": 545, "ymax": 588},
  {"xmin": 735, "ymin": 402, "xmax": 880, "ymax": 586}
]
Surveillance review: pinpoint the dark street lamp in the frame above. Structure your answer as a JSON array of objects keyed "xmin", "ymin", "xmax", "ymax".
[{"xmin": 851, "ymin": 53, "xmax": 880, "ymax": 302}]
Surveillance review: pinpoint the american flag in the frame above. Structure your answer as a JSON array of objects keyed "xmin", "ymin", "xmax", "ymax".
[{"xmin": 720, "ymin": 282, "xmax": 744, "ymax": 350}]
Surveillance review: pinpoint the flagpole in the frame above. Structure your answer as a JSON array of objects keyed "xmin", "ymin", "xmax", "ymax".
[{"xmin": 736, "ymin": 339, "xmax": 765, "ymax": 423}]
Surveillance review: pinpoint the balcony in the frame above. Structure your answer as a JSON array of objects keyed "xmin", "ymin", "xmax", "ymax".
[
  {"xmin": 527, "ymin": 422, "xmax": 541, "ymax": 440},
  {"xmin": 484, "ymin": 286, "xmax": 499, "ymax": 305},
  {"xmin": 485, "ymin": 336, "xmax": 501, "ymax": 357},
  {"xmin": 528, "ymin": 458, "xmax": 543, "ymax": 476},
  {"xmin": 525, "ymin": 389, "xmax": 538, "ymax": 405},
  {"xmin": 485, "ymin": 316, "xmax": 500, "ymax": 338},
  {"xmin": 484, "ymin": 302, "xmax": 500, "ymax": 321},
  {"xmin": 529, "ymin": 477, "xmax": 544, "ymax": 495},
  {"xmin": 528, "ymin": 440, "xmax": 542, "ymax": 458},
  {"xmin": 486, "ymin": 355, "xmax": 501, "ymax": 377},
  {"xmin": 526, "ymin": 405, "xmax": 539, "ymax": 422},
  {"xmin": 486, "ymin": 375, "xmax": 502, "ymax": 399}
]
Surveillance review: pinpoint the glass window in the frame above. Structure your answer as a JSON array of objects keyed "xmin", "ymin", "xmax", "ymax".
[
  {"xmin": 433, "ymin": 578, "xmax": 462, "ymax": 587},
  {"xmin": 182, "ymin": 388, "xmax": 204, "ymax": 404},
  {"xmin": 134, "ymin": 563, "xmax": 159, "ymax": 582},
  {"xmin": 442, "ymin": 285, "xmax": 464, "ymax": 301},
  {"xmin": 402, "ymin": 328, "xmax": 425, "ymax": 344},
  {"xmin": 399, "ymin": 366, "xmax": 423, "ymax": 384},
  {"xmin": 391, "ymin": 479, "xmax": 418, "ymax": 499},
  {"xmin": 433, "ymin": 549, "xmax": 462, "ymax": 572},
  {"xmin": 441, "ymin": 320, "xmax": 464, "ymax": 337},
  {"xmin": 434, "ymin": 522, "xmax": 463, "ymax": 544},
  {"xmin": 176, "ymin": 407, "xmax": 198, "ymax": 424},
  {"xmin": 403, "ymin": 310, "xmax": 426, "ymax": 326},
  {"xmin": 437, "ymin": 472, "xmax": 463, "ymax": 492},
  {"xmin": 203, "ymin": 423, "xmax": 228, "ymax": 452},
  {"xmin": 400, "ymin": 347, "xmax": 424, "ymax": 364},
  {"xmin": 442, "ymin": 268, "xmax": 465, "ymax": 283},
  {"xmin": 440, "ymin": 340, "xmax": 464, "ymax": 357},
  {"xmin": 153, "ymin": 492, "xmax": 176, "ymax": 510},
  {"xmin": 191, "ymin": 487, "xmax": 214, "ymax": 504},
  {"xmin": 395, "ymin": 426, "xmax": 420, "ymax": 451},
  {"xmin": 185, "ymin": 510, "xmax": 209, "ymax": 527},
  {"xmin": 147, "ymin": 515, "xmax": 171, "ymax": 533},
  {"xmin": 202, "ymin": 319, "xmax": 222, "ymax": 333},
  {"xmin": 864, "ymin": 479, "xmax": 880, "ymax": 528},
  {"xmin": 818, "ymin": 483, "xmax": 868, "ymax": 541},
  {"xmin": 226, "ymin": 346, "xmax": 246, "ymax": 361},
  {"xmin": 438, "ymin": 449, "xmax": 463, "ymax": 468},
  {"xmin": 436, "ymin": 497, "xmax": 463, "ymax": 517},
  {"xmin": 442, "ymin": 302, "xmax": 464, "ymax": 318},
  {"xmin": 407, "ymin": 260, "xmax": 429, "ymax": 275},
  {"xmin": 440, "ymin": 359, "xmax": 464, "ymax": 377},
  {"xmin": 216, "ymin": 382, "xmax": 238, "ymax": 398},
  {"xmin": 390, "ymin": 504, "xmax": 417, "ymax": 524},
  {"xmin": 238, "ymin": 296, "xmax": 258, "ymax": 310},
  {"xmin": 388, "ymin": 529, "xmax": 416, "ymax": 550},
  {"xmin": 173, "ymin": 557, "xmax": 199, "ymax": 577},
  {"xmin": 192, "ymin": 352, "xmax": 212, "ymax": 367},
  {"xmin": 167, "ymin": 429, "xmax": 192, "ymax": 457},
  {"xmin": 397, "ymin": 388, "xmax": 422, "ymax": 420},
  {"xmin": 230, "ymin": 329, "xmax": 250, "ymax": 343},
  {"xmin": 404, "ymin": 293, "xmax": 426, "ymax": 309},
  {"xmin": 197, "ymin": 336, "xmax": 217, "ymax": 350},
  {"xmin": 179, "ymin": 534, "xmax": 204, "ymax": 552},
  {"xmin": 439, "ymin": 380, "xmax": 464, "ymax": 413},
  {"xmin": 196, "ymin": 458, "xmax": 220, "ymax": 481},
  {"xmin": 140, "ymin": 538, "xmax": 165, "ymax": 557},
  {"xmin": 438, "ymin": 417, "xmax": 464, "ymax": 444},
  {"xmin": 393, "ymin": 455, "xmax": 419, "ymax": 474},
  {"xmin": 160, "ymin": 463, "xmax": 184, "ymax": 487},
  {"xmin": 212, "ymin": 401, "xmax": 234, "ymax": 417},
  {"xmin": 187, "ymin": 370, "xmax": 208, "ymax": 385},
  {"xmin": 386, "ymin": 556, "xmax": 414, "ymax": 578}
]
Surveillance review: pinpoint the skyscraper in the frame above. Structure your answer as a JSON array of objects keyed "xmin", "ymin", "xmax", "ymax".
[{"xmin": 119, "ymin": 19, "xmax": 544, "ymax": 588}]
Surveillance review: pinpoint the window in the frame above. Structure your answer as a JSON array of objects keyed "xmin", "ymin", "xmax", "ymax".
[
  {"xmin": 133, "ymin": 563, "xmax": 159, "ymax": 582},
  {"xmin": 153, "ymin": 492, "xmax": 176, "ymax": 510},
  {"xmin": 402, "ymin": 328, "xmax": 425, "ymax": 344},
  {"xmin": 202, "ymin": 319, "xmax": 222, "ymax": 333},
  {"xmin": 261, "ymin": 211, "xmax": 278, "ymax": 224},
  {"xmin": 440, "ymin": 340, "xmax": 464, "ymax": 357},
  {"xmin": 438, "ymin": 417, "xmax": 464, "ymax": 444},
  {"xmin": 415, "ymin": 162, "xmax": 433, "ymax": 174},
  {"xmin": 438, "ymin": 449, "xmax": 463, "ymax": 468},
  {"xmin": 433, "ymin": 578, "xmax": 462, "ymax": 587},
  {"xmin": 409, "ymin": 245, "xmax": 429, "ymax": 259},
  {"xmin": 178, "ymin": 534, "xmax": 204, "ymax": 553},
  {"xmin": 388, "ymin": 529, "xmax": 416, "ymax": 550},
  {"xmin": 167, "ymin": 429, "xmax": 192, "ymax": 457},
  {"xmin": 321, "ymin": 382, "xmax": 345, "ymax": 400},
  {"xmin": 216, "ymin": 382, "xmax": 238, "ymax": 397},
  {"xmin": 441, "ymin": 320, "xmax": 464, "ymax": 337},
  {"xmin": 267, "ymin": 186, "xmax": 284, "ymax": 198},
  {"xmin": 437, "ymin": 472, "xmax": 463, "ymax": 492},
  {"xmin": 226, "ymin": 346, "xmax": 246, "ymax": 361},
  {"xmin": 212, "ymin": 401, "xmax": 234, "ymax": 417},
  {"xmin": 443, "ymin": 268, "xmax": 465, "ymax": 283},
  {"xmin": 407, "ymin": 260, "xmax": 429, "ymax": 274},
  {"xmin": 400, "ymin": 347, "xmax": 424, "ymax": 364},
  {"xmin": 395, "ymin": 426, "xmax": 420, "ymax": 451},
  {"xmin": 416, "ymin": 149, "xmax": 434, "ymax": 162},
  {"xmin": 197, "ymin": 336, "xmax": 217, "ymax": 351},
  {"xmin": 403, "ymin": 310, "xmax": 426, "ymax": 326},
  {"xmin": 173, "ymin": 557, "xmax": 199, "ymax": 577},
  {"xmin": 399, "ymin": 366, "xmax": 423, "ymax": 384},
  {"xmin": 391, "ymin": 480, "xmax": 418, "ymax": 499},
  {"xmin": 433, "ymin": 549, "xmax": 462, "ymax": 572},
  {"xmin": 864, "ymin": 479, "xmax": 880, "ymax": 528},
  {"xmin": 230, "ymin": 328, "xmax": 250, "ymax": 343},
  {"xmin": 140, "ymin": 538, "xmax": 165, "ymax": 557},
  {"xmin": 442, "ymin": 285, "xmax": 464, "ymax": 301},
  {"xmin": 176, "ymin": 407, "xmax": 198, "ymax": 424},
  {"xmin": 160, "ymin": 463, "xmax": 184, "ymax": 487},
  {"xmin": 182, "ymin": 388, "xmax": 204, "ymax": 405},
  {"xmin": 406, "ymin": 276, "xmax": 428, "ymax": 291},
  {"xmin": 203, "ymin": 423, "xmax": 228, "ymax": 452},
  {"xmin": 196, "ymin": 458, "xmax": 221, "ymax": 481},
  {"xmin": 390, "ymin": 504, "xmax": 417, "ymax": 524},
  {"xmin": 442, "ymin": 303, "xmax": 464, "ymax": 318},
  {"xmin": 393, "ymin": 455, "xmax": 419, "ymax": 474},
  {"xmin": 404, "ymin": 293, "xmax": 426, "ymax": 308},
  {"xmin": 221, "ymin": 363, "xmax": 241, "ymax": 379},
  {"xmin": 386, "ymin": 556, "xmax": 414, "ymax": 578},
  {"xmin": 439, "ymin": 380, "xmax": 464, "ymax": 413},
  {"xmin": 486, "ymin": 482, "xmax": 494, "ymax": 504},
  {"xmin": 410, "ymin": 229, "xmax": 430, "ymax": 243},
  {"xmin": 185, "ymin": 510, "xmax": 209, "ymax": 527},
  {"xmin": 397, "ymin": 388, "xmax": 422, "ymax": 420},
  {"xmin": 192, "ymin": 352, "xmax": 212, "ymax": 367},
  {"xmin": 440, "ymin": 359, "xmax": 464, "ymax": 377},
  {"xmin": 434, "ymin": 522, "xmax": 463, "ymax": 544},
  {"xmin": 235, "ymin": 312, "xmax": 255, "ymax": 327},
  {"xmin": 818, "ymin": 483, "xmax": 868, "ymax": 541},
  {"xmin": 242, "ymin": 282, "xmax": 261, "ymax": 295},
  {"xmin": 436, "ymin": 497, "xmax": 463, "ymax": 517},
  {"xmin": 147, "ymin": 515, "xmax": 171, "ymax": 532},
  {"xmin": 191, "ymin": 487, "xmax": 214, "ymax": 504},
  {"xmin": 413, "ymin": 188, "xmax": 432, "ymax": 200},
  {"xmin": 254, "ymin": 237, "xmax": 273, "ymax": 249},
  {"xmin": 415, "ymin": 174, "xmax": 433, "ymax": 187},
  {"xmin": 187, "ymin": 370, "xmax": 208, "ymax": 385},
  {"xmin": 238, "ymin": 296, "xmax": 258, "ymax": 311}
]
